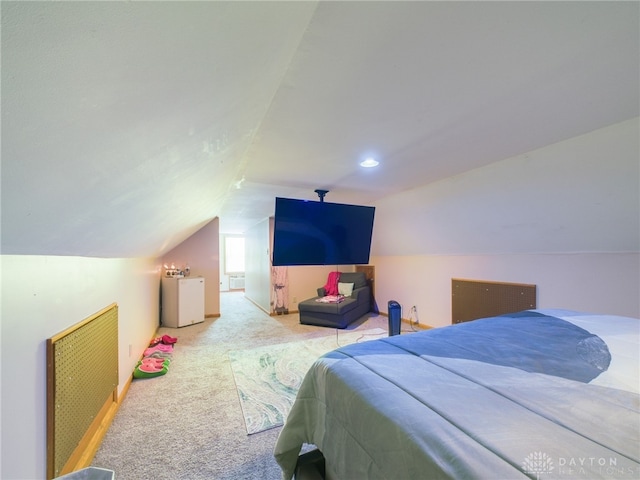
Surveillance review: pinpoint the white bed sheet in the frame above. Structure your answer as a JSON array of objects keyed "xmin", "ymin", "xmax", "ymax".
[{"xmin": 533, "ymin": 309, "xmax": 639, "ymax": 394}]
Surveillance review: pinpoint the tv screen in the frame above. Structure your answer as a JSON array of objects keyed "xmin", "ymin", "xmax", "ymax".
[{"xmin": 272, "ymin": 197, "xmax": 375, "ymax": 266}]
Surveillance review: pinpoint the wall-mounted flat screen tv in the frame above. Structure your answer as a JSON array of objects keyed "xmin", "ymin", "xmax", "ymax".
[{"xmin": 272, "ymin": 197, "xmax": 375, "ymax": 266}]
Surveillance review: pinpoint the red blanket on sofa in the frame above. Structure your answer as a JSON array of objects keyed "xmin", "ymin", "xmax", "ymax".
[{"xmin": 323, "ymin": 271, "xmax": 341, "ymax": 296}]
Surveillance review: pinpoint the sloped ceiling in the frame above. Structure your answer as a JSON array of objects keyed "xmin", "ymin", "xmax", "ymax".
[{"xmin": 1, "ymin": 1, "xmax": 638, "ymax": 258}]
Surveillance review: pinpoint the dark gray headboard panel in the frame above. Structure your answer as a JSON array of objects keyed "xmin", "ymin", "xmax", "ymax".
[{"xmin": 451, "ymin": 278, "xmax": 537, "ymax": 324}]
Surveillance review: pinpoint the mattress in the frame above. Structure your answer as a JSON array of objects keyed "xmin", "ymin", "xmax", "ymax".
[{"xmin": 274, "ymin": 310, "xmax": 640, "ymax": 479}]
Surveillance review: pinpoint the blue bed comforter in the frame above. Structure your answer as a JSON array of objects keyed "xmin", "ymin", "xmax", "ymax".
[
  {"xmin": 274, "ymin": 312, "xmax": 640, "ymax": 479},
  {"xmin": 367, "ymin": 312, "xmax": 611, "ymax": 383}
]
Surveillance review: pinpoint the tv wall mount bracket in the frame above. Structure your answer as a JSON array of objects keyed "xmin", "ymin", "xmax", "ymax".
[{"xmin": 314, "ymin": 189, "xmax": 329, "ymax": 202}]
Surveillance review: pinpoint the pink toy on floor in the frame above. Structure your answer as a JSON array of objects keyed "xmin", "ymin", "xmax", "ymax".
[
  {"xmin": 149, "ymin": 334, "xmax": 178, "ymax": 347},
  {"xmin": 145, "ymin": 352, "xmax": 172, "ymax": 359},
  {"xmin": 134, "ymin": 362, "xmax": 168, "ymax": 379},
  {"xmin": 143, "ymin": 344, "xmax": 173, "ymax": 357},
  {"xmin": 139, "ymin": 357, "xmax": 169, "ymax": 366},
  {"xmin": 138, "ymin": 363, "xmax": 165, "ymax": 373},
  {"xmin": 160, "ymin": 334, "xmax": 177, "ymax": 344}
]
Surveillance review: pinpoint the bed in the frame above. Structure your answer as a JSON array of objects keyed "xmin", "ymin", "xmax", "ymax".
[{"xmin": 274, "ymin": 309, "xmax": 640, "ymax": 479}]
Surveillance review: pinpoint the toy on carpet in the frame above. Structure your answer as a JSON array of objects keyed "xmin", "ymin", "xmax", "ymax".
[
  {"xmin": 134, "ymin": 361, "xmax": 169, "ymax": 379},
  {"xmin": 143, "ymin": 343, "xmax": 174, "ymax": 357},
  {"xmin": 138, "ymin": 357, "xmax": 170, "ymax": 368},
  {"xmin": 149, "ymin": 334, "xmax": 178, "ymax": 347},
  {"xmin": 133, "ymin": 335, "xmax": 178, "ymax": 379}
]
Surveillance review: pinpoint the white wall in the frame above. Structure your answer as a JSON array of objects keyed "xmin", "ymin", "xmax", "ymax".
[
  {"xmin": 162, "ymin": 219, "xmax": 220, "ymax": 316},
  {"xmin": 372, "ymin": 253, "xmax": 639, "ymax": 328},
  {"xmin": 372, "ymin": 118, "xmax": 639, "ymax": 256},
  {"xmin": 370, "ymin": 118, "xmax": 640, "ymax": 326},
  {"xmin": 0, "ymin": 255, "xmax": 160, "ymax": 480}
]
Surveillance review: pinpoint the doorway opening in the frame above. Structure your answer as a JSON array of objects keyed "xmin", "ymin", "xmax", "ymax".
[{"xmin": 220, "ymin": 235, "xmax": 245, "ymax": 292}]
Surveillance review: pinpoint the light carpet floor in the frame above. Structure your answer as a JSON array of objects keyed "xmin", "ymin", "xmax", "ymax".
[
  {"xmin": 229, "ymin": 327, "xmax": 386, "ymax": 434},
  {"xmin": 92, "ymin": 292, "xmax": 389, "ymax": 479}
]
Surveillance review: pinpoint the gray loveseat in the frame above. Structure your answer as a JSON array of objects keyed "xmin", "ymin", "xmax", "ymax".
[{"xmin": 298, "ymin": 272, "xmax": 371, "ymax": 329}]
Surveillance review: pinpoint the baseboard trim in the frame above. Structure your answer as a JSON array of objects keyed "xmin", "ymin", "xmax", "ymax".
[
  {"xmin": 271, "ymin": 309, "xmax": 299, "ymax": 316},
  {"xmin": 378, "ymin": 311, "xmax": 432, "ymax": 330}
]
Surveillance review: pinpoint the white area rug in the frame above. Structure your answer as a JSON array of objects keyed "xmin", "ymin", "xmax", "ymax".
[{"xmin": 229, "ymin": 328, "xmax": 386, "ymax": 434}]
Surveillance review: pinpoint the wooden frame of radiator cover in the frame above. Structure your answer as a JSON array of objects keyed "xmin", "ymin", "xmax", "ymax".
[{"xmin": 46, "ymin": 303, "xmax": 119, "ymax": 479}]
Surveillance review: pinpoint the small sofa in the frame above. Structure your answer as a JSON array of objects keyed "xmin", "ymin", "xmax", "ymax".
[{"xmin": 298, "ymin": 272, "xmax": 371, "ymax": 329}]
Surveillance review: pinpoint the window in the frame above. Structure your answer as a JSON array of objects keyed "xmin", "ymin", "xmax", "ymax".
[{"xmin": 224, "ymin": 236, "xmax": 245, "ymax": 274}]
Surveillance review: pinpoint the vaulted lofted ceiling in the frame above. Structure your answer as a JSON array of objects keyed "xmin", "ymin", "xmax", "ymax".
[{"xmin": 2, "ymin": 1, "xmax": 638, "ymax": 258}]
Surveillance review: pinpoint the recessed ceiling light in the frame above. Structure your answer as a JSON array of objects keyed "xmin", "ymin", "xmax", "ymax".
[{"xmin": 360, "ymin": 157, "xmax": 379, "ymax": 168}]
